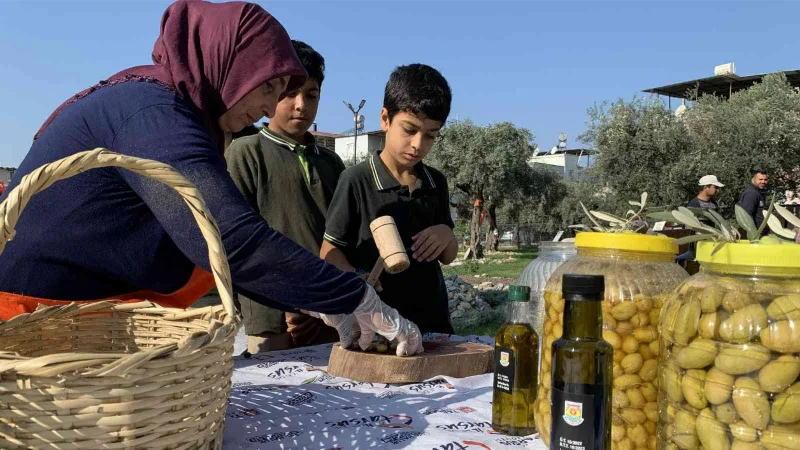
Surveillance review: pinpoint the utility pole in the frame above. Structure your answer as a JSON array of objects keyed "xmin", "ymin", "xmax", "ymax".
[{"xmin": 344, "ymin": 99, "xmax": 366, "ymax": 165}]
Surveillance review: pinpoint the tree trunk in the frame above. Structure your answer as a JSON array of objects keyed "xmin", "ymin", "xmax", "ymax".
[
  {"xmin": 468, "ymin": 196, "xmax": 484, "ymax": 259},
  {"xmin": 485, "ymin": 205, "xmax": 499, "ymax": 252},
  {"xmin": 513, "ymin": 224, "xmax": 521, "ymax": 250}
]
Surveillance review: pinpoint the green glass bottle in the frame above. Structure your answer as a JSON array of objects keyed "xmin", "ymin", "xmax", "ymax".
[
  {"xmin": 492, "ymin": 285, "xmax": 539, "ymax": 436},
  {"xmin": 550, "ymin": 274, "xmax": 612, "ymax": 450}
]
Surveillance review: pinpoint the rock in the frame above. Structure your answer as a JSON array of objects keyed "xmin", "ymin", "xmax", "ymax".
[{"xmin": 452, "ymin": 309, "xmax": 465, "ymax": 319}]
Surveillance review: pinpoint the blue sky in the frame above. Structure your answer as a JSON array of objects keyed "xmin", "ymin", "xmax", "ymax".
[{"xmin": 1, "ymin": 1, "xmax": 798, "ymax": 166}]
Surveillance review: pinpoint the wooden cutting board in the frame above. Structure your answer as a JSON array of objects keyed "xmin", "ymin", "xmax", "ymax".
[{"xmin": 327, "ymin": 340, "xmax": 494, "ymax": 384}]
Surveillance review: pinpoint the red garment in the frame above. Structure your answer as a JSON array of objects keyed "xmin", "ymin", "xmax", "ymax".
[
  {"xmin": 0, "ymin": 267, "xmax": 214, "ymax": 321},
  {"xmin": 34, "ymin": 0, "xmax": 307, "ymax": 150}
]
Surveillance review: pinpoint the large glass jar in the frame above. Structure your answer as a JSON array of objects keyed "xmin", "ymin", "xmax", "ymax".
[
  {"xmin": 533, "ymin": 232, "xmax": 688, "ymax": 449},
  {"xmin": 658, "ymin": 241, "xmax": 800, "ymax": 450},
  {"xmin": 517, "ymin": 241, "xmax": 577, "ymax": 337}
]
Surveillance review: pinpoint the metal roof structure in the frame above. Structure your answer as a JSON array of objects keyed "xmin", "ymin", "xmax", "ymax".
[{"xmin": 643, "ymin": 70, "xmax": 800, "ymax": 100}]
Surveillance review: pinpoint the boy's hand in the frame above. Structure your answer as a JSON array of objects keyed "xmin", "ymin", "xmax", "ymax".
[{"xmin": 411, "ymin": 224, "xmax": 455, "ymax": 262}]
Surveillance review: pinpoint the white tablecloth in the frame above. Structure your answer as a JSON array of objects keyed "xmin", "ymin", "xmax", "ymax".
[{"xmin": 224, "ymin": 332, "xmax": 546, "ymax": 449}]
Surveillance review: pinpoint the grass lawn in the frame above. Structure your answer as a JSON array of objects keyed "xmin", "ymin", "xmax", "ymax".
[{"xmin": 442, "ymin": 246, "xmax": 537, "ymax": 280}]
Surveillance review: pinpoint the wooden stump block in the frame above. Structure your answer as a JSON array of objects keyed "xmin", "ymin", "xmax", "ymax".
[{"xmin": 327, "ymin": 340, "xmax": 494, "ymax": 384}]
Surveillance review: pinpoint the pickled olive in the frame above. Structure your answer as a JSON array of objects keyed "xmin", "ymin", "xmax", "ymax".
[
  {"xmin": 705, "ymin": 368, "xmax": 735, "ymax": 405},
  {"xmin": 760, "ymin": 321, "xmax": 800, "ymax": 353},
  {"xmin": 696, "ymin": 408, "xmax": 731, "ymax": 450},
  {"xmin": 766, "ymin": 294, "xmax": 800, "ymax": 320},
  {"xmin": 732, "ymin": 377, "xmax": 771, "ymax": 430},
  {"xmin": 675, "ymin": 338, "xmax": 718, "ymax": 369},
  {"xmin": 758, "ymin": 355, "xmax": 800, "ymax": 393},
  {"xmin": 771, "ymin": 381, "xmax": 800, "ymax": 424},
  {"xmin": 715, "ymin": 344, "xmax": 771, "ymax": 376},
  {"xmin": 718, "ymin": 304, "xmax": 768, "ymax": 344}
]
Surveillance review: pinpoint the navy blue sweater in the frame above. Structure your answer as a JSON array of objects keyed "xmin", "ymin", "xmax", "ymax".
[{"xmin": 0, "ymin": 82, "xmax": 365, "ymax": 314}]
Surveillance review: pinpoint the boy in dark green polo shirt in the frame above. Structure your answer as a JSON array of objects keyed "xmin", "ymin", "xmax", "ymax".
[
  {"xmin": 321, "ymin": 64, "xmax": 458, "ymax": 334},
  {"xmin": 226, "ymin": 41, "xmax": 344, "ymax": 353}
]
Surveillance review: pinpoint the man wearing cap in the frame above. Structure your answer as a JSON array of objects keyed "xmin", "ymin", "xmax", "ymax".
[{"xmin": 688, "ymin": 175, "xmax": 724, "ymax": 216}]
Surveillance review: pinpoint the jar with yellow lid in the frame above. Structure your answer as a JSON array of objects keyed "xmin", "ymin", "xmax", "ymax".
[
  {"xmin": 658, "ymin": 241, "xmax": 800, "ymax": 450},
  {"xmin": 533, "ymin": 231, "xmax": 688, "ymax": 449}
]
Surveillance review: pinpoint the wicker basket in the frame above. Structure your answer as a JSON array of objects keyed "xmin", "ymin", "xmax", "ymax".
[{"xmin": 0, "ymin": 149, "xmax": 240, "ymax": 450}]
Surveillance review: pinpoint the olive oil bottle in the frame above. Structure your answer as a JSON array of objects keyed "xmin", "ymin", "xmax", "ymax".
[
  {"xmin": 492, "ymin": 285, "xmax": 539, "ymax": 436},
  {"xmin": 550, "ymin": 274, "xmax": 612, "ymax": 450}
]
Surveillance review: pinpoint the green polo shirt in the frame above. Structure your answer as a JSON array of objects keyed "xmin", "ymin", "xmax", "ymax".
[
  {"xmin": 324, "ymin": 151, "xmax": 455, "ymax": 334},
  {"xmin": 226, "ymin": 125, "xmax": 346, "ymax": 335}
]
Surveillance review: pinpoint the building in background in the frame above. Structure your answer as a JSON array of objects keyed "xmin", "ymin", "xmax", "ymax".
[
  {"xmin": 643, "ymin": 63, "xmax": 800, "ymax": 115},
  {"xmin": 334, "ymin": 130, "xmax": 386, "ymax": 163},
  {"xmin": 0, "ymin": 167, "xmax": 15, "ymax": 183},
  {"xmin": 530, "ymin": 148, "xmax": 597, "ymax": 181},
  {"xmin": 310, "ymin": 130, "xmax": 344, "ymax": 150}
]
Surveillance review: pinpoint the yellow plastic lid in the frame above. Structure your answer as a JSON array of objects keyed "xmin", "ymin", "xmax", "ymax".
[
  {"xmin": 575, "ymin": 231, "xmax": 678, "ymax": 255},
  {"xmin": 696, "ymin": 241, "xmax": 800, "ymax": 268}
]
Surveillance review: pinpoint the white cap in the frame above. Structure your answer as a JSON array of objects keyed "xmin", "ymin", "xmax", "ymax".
[{"xmin": 699, "ymin": 175, "xmax": 724, "ymax": 187}]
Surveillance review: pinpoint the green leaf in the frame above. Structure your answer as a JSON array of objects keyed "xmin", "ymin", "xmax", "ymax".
[
  {"xmin": 302, "ymin": 376, "xmax": 317, "ymax": 384},
  {"xmin": 647, "ymin": 212, "xmax": 677, "ymax": 222},
  {"xmin": 640, "ymin": 192, "xmax": 648, "ymax": 207},
  {"xmin": 672, "ymin": 210, "xmax": 704, "ymax": 229},
  {"xmin": 590, "ymin": 210, "xmax": 626, "ymax": 225},
  {"xmin": 773, "ymin": 203, "xmax": 800, "ymax": 229},
  {"xmin": 673, "ymin": 234, "xmax": 717, "ymax": 246},
  {"xmin": 755, "ymin": 196, "xmax": 776, "ymax": 239},
  {"xmin": 734, "ymin": 205, "xmax": 758, "ymax": 241},
  {"xmin": 711, "ymin": 240, "xmax": 728, "ymax": 256},
  {"xmin": 766, "ymin": 212, "xmax": 797, "ymax": 240},
  {"xmin": 580, "ymin": 201, "xmax": 606, "ymax": 232},
  {"xmin": 702, "ymin": 211, "xmax": 731, "ymax": 241}
]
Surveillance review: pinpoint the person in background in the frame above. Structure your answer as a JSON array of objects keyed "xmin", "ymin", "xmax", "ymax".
[
  {"xmin": 320, "ymin": 64, "xmax": 458, "ymax": 335},
  {"xmin": 688, "ymin": 175, "xmax": 723, "ymax": 212},
  {"xmin": 0, "ymin": 0, "xmax": 422, "ymax": 356},
  {"xmin": 688, "ymin": 175, "xmax": 723, "ymax": 226},
  {"xmin": 226, "ymin": 40, "xmax": 343, "ymax": 353},
  {"xmin": 740, "ymin": 169, "xmax": 769, "ymax": 228}
]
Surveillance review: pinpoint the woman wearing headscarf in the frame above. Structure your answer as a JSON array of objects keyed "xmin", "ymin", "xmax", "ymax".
[{"xmin": 0, "ymin": 0, "xmax": 421, "ymax": 356}]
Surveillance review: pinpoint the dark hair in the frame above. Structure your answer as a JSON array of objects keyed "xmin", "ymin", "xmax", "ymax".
[
  {"xmin": 292, "ymin": 40, "xmax": 325, "ymax": 87},
  {"xmin": 752, "ymin": 168, "xmax": 768, "ymax": 177},
  {"xmin": 383, "ymin": 63, "xmax": 452, "ymax": 123}
]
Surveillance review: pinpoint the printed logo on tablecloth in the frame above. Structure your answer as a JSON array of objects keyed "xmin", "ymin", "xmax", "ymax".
[
  {"xmin": 436, "ymin": 421, "xmax": 494, "ymax": 433},
  {"xmin": 266, "ymin": 364, "xmax": 311, "ymax": 380},
  {"xmin": 231, "ymin": 381, "xmax": 254, "ymax": 388},
  {"xmin": 281, "ymin": 391, "xmax": 317, "ymax": 407},
  {"xmin": 324, "ymin": 380, "xmax": 377, "ymax": 390},
  {"xmin": 232, "ymin": 385, "xmax": 280, "ymax": 396},
  {"xmin": 563, "ymin": 401, "xmax": 584, "ymax": 426},
  {"xmin": 380, "ymin": 431, "xmax": 425, "ymax": 445},
  {"xmin": 378, "ymin": 390, "xmax": 404, "ymax": 399},
  {"xmin": 494, "ymin": 436, "xmax": 538, "ymax": 446},
  {"xmin": 245, "ymin": 430, "xmax": 303, "ymax": 444},
  {"xmin": 409, "ymin": 379, "xmax": 455, "ymax": 394},
  {"xmin": 421, "ymin": 406, "xmax": 476, "ymax": 415},
  {"xmin": 324, "ymin": 414, "xmax": 413, "ymax": 429},
  {"xmin": 226, "ymin": 408, "xmax": 261, "ymax": 419},
  {"xmin": 429, "ymin": 441, "xmax": 493, "ymax": 450}
]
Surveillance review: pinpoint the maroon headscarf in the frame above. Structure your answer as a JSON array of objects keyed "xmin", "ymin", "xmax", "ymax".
[{"xmin": 34, "ymin": 0, "xmax": 307, "ymax": 150}]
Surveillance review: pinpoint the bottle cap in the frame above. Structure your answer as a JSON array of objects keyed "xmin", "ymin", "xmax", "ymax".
[
  {"xmin": 562, "ymin": 274, "xmax": 604, "ymax": 300},
  {"xmin": 507, "ymin": 285, "xmax": 531, "ymax": 302}
]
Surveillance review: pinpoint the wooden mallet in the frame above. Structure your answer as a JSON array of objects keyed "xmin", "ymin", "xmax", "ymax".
[{"xmin": 366, "ymin": 216, "xmax": 410, "ymax": 285}]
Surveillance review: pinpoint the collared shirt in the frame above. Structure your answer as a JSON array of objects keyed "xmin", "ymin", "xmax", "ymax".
[
  {"xmin": 324, "ymin": 151, "xmax": 455, "ymax": 334},
  {"xmin": 226, "ymin": 124, "xmax": 346, "ymax": 256}
]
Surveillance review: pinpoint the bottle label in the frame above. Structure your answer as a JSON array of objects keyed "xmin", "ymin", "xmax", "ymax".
[
  {"xmin": 493, "ymin": 346, "xmax": 515, "ymax": 394},
  {"xmin": 551, "ymin": 388, "xmax": 595, "ymax": 450}
]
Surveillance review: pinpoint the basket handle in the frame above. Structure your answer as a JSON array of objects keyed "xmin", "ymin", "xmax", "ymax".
[{"xmin": 0, "ymin": 148, "xmax": 236, "ymax": 318}]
